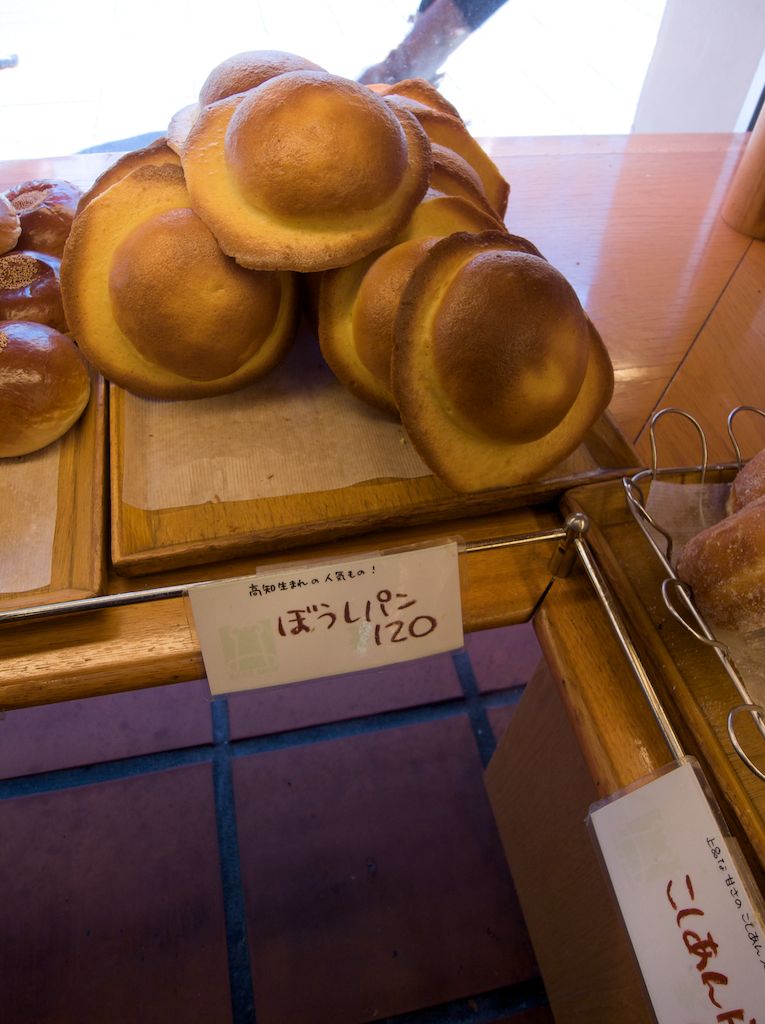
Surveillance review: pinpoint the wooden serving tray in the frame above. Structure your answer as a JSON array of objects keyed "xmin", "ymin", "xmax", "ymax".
[
  {"xmin": 0, "ymin": 372, "xmax": 106, "ymax": 610},
  {"xmin": 563, "ymin": 474, "xmax": 765, "ymax": 889},
  {"xmin": 110, "ymin": 373, "xmax": 637, "ymax": 578}
]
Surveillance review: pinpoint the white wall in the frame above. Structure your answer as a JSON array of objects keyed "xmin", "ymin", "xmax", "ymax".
[{"xmin": 632, "ymin": 0, "xmax": 765, "ymax": 131}]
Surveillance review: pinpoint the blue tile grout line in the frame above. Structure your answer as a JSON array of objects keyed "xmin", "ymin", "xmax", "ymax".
[
  {"xmin": 210, "ymin": 698, "xmax": 257, "ymax": 1024},
  {"xmin": 0, "ymin": 686, "xmax": 525, "ymax": 799},
  {"xmin": 450, "ymin": 650, "xmax": 499, "ymax": 769},
  {"xmin": 0, "ymin": 661, "xmax": 540, "ymax": 1024}
]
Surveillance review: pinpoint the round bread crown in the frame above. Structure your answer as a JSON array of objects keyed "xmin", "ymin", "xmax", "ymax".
[
  {"xmin": 181, "ymin": 70, "xmax": 433, "ymax": 272},
  {"xmin": 61, "ymin": 163, "xmax": 299, "ymax": 400},
  {"xmin": 392, "ymin": 231, "xmax": 614, "ymax": 492}
]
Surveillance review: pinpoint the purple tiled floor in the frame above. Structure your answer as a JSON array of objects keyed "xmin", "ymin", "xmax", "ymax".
[
  {"xmin": 233, "ymin": 714, "xmax": 537, "ymax": 1024},
  {"xmin": 228, "ymin": 653, "xmax": 461, "ymax": 739},
  {"xmin": 1, "ymin": 764, "xmax": 231, "ymax": 1024},
  {"xmin": 0, "ymin": 678, "xmax": 213, "ymax": 779},
  {"xmin": 465, "ymin": 624, "xmax": 542, "ymax": 694},
  {"xmin": 0, "ymin": 625, "xmax": 549, "ymax": 1023}
]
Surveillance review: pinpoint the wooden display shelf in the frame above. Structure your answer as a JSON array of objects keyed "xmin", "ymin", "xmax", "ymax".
[
  {"xmin": 0, "ymin": 372, "xmax": 106, "ymax": 611},
  {"xmin": 110, "ymin": 372, "xmax": 637, "ymax": 577}
]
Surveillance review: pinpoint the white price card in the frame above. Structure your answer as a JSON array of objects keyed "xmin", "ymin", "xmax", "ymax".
[
  {"xmin": 187, "ymin": 542, "xmax": 464, "ymax": 695},
  {"xmin": 589, "ymin": 759, "xmax": 765, "ymax": 1023}
]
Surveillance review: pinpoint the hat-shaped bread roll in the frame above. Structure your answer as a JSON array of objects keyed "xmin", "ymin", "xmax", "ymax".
[
  {"xmin": 383, "ymin": 95, "xmax": 510, "ymax": 219},
  {"xmin": 77, "ymin": 136, "xmax": 181, "ymax": 214},
  {"xmin": 168, "ymin": 49, "xmax": 325, "ymax": 155},
  {"xmin": 319, "ymin": 191, "xmax": 510, "ymax": 413},
  {"xmin": 61, "ymin": 163, "xmax": 298, "ymax": 400},
  {"xmin": 181, "ymin": 71, "xmax": 432, "ymax": 272},
  {"xmin": 392, "ymin": 231, "xmax": 614, "ymax": 492}
]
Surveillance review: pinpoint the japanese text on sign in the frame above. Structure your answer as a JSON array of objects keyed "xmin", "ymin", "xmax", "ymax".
[
  {"xmin": 187, "ymin": 543, "xmax": 463, "ymax": 695},
  {"xmin": 589, "ymin": 760, "xmax": 765, "ymax": 1022}
]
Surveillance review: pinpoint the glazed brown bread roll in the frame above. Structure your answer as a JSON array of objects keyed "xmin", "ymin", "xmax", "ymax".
[
  {"xmin": 5, "ymin": 179, "xmax": 81, "ymax": 258},
  {"xmin": 0, "ymin": 320, "xmax": 91, "ymax": 458},
  {"xmin": 0, "ymin": 250, "xmax": 67, "ymax": 332},
  {"xmin": 676, "ymin": 494, "xmax": 765, "ymax": 633}
]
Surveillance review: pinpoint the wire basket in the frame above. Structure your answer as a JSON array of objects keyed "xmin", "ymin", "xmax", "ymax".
[{"xmin": 623, "ymin": 405, "xmax": 765, "ymax": 784}]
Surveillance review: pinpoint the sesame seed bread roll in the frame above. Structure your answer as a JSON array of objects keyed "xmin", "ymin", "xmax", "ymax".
[
  {"xmin": 0, "ymin": 320, "xmax": 91, "ymax": 458},
  {"xmin": 5, "ymin": 179, "xmax": 81, "ymax": 258},
  {"xmin": 0, "ymin": 250, "xmax": 67, "ymax": 332}
]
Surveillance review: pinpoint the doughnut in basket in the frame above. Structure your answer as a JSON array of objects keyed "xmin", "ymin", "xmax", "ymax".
[
  {"xmin": 180, "ymin": 70, "xmax": 432, "ymax": 272},
  {"xmin": 60, "ymin": 163, "xmax": 299, "ymax": 400},
  {"xmin": 0, "ymin": 320, "xmax": 91, "ymax": 458},
  {"xmin": 4, "ymin": 179, "xmax": 81, "ymax": 258},
  {"xmin": 391, "ymin": 230, "xmax": 614, "ymax": 492},
  {"xmin": 0, "ymin": 250, "xmax": 67, "ymax": 332},
  {"xmin": 677, "ymin": 449, "xmax": 765, "ymax": 633}
]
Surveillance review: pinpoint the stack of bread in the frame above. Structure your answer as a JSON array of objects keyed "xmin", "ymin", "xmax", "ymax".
[
  {"xmin": 9, "ymin": 48, "xmax": 615, "ymax": 492},
  {"xmin": 676, "ymin": 448, "xmax": 765, "ymax": 633},
  {"xmin": 0, "ymin": 178, "xmax": 91, "ymax": 457}
]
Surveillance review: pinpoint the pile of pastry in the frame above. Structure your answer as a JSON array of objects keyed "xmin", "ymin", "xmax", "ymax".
[{"xmin": 0, "ymin": 49, "xmax": 614, "ymax": 492}]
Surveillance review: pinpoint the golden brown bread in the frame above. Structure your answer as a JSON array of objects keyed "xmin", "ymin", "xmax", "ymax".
[
  {"xmin": 367, "ymin": 78, "xmax": 463, "ymax": 120},
  {"xmin": 676, "ymin": 445, "xmax": 765, "ymax": 632},
  {"xmin": 0, "ymin": 250, "xmax": 67, "ymax": 332},
  {"xmin": 0, "ymin": 193, "xmax": 21, "ymax": 255},
  {"xmin": 5, "ymin": 179, "xmax": 81, "ymax": 258},
  {"xmin": 382, "ymin": 95, "xmax": 510, "ymax": 219},
  {"xmin": 319, "ymin": 191, "xmax": 510, "ymax": 413},
  {"xmin": 199, "ymin": 49, "xmax": 324, "ymax": 106},
  {"xmin": 676, "ymin": 494, "xmax": 765, "ymax": 633},
  {"xmin": 391, "ymin": 231, "xmax": 614, "ymax": 492},
  {"xmin": 0, "ymin": 320, "xmax": 91, "ymax": 458},
  {"xmin": 61, "ymin": 163, "xmax": 299, "ymax": 400},
  {"xmin": 168, "ymin": 50, "xmax": 325, "ymax": 155},
  {"xmin": 181, "ymin": 70, "xmax": 432, "ymax": 272},
  {"xmin": 76, "ymin": 137, "xmax": 181, "ymax": 213},
  {"xmin": 728, "ymin": 446, "xmax": 765, "ymax": 513}
]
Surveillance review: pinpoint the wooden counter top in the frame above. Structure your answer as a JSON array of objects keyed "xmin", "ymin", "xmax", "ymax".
[{"xmin": 2, "ymin": 133, "xmax": 764, "ymax": 711}]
